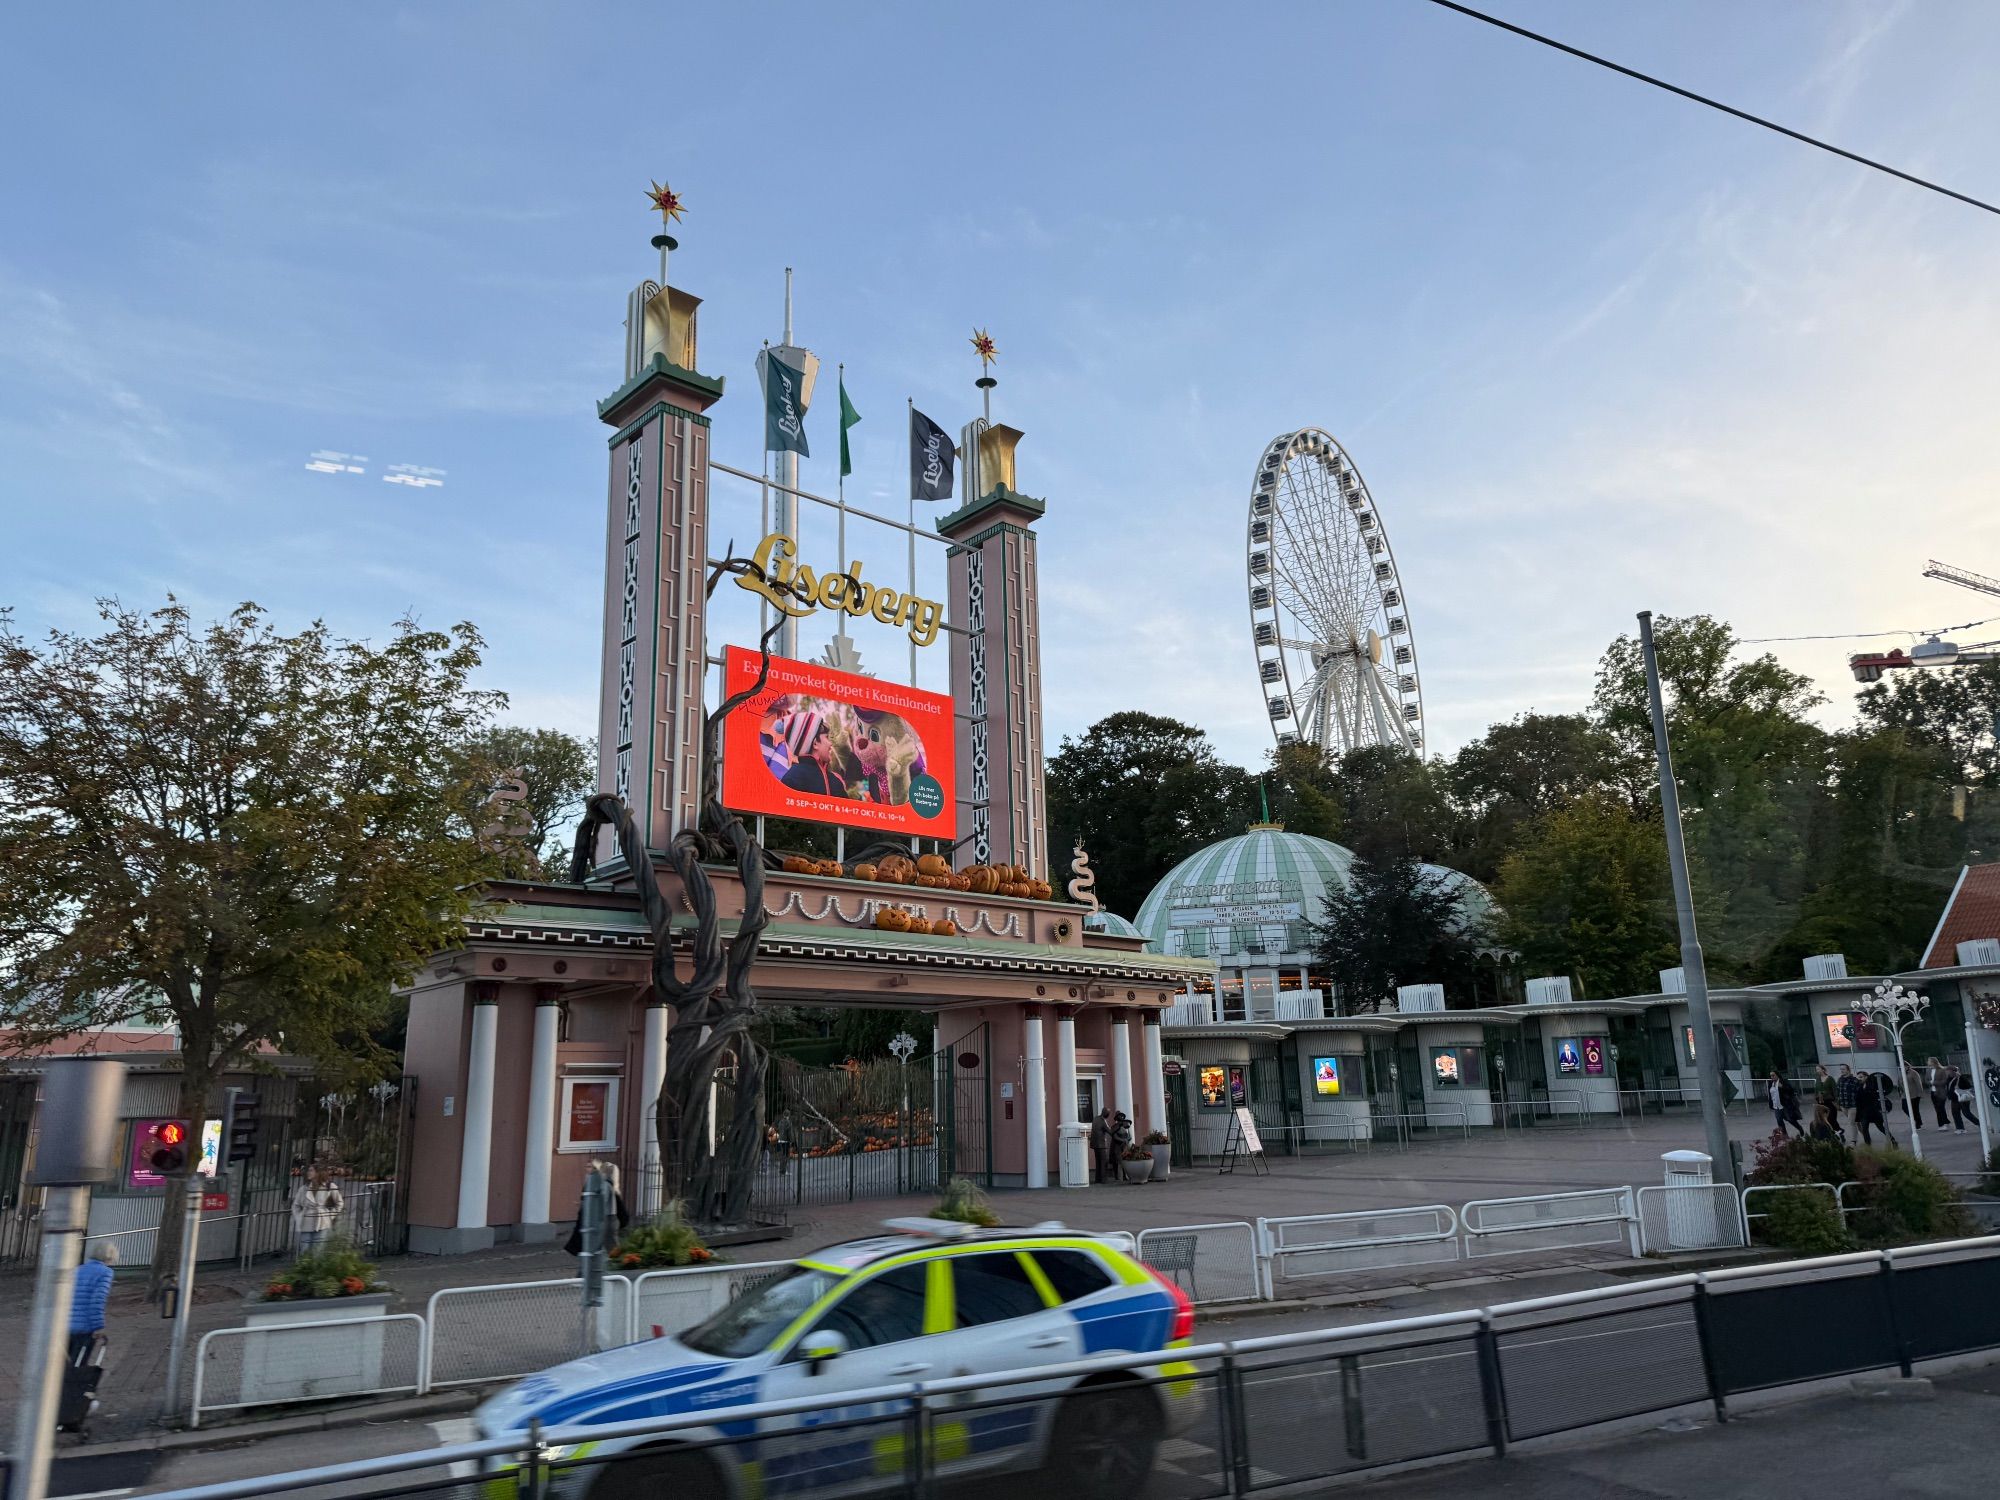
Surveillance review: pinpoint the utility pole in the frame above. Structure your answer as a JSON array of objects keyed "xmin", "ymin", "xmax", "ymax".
[
  {"xmin": 1638, "ymin": 611, "xmax": 1736, "ymax": 1182},
  {"xmin": 10, "ymin": 1059, "xmax": 125, "ymax": 1500}
]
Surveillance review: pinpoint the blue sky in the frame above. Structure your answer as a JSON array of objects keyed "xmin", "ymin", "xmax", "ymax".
[{"xmin": 4, "ymin": 1, "xmax": 1998, "ymax": 769}]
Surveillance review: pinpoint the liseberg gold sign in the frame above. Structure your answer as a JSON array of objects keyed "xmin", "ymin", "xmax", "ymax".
[{"xmin": 737, "ymin": 533, "xmax": 944, "ymax": 647}]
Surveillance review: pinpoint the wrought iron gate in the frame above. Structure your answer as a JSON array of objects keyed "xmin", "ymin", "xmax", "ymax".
[
  {"xmin": 753, "ymin": 1049, "xmax": 944, "ymax": 1213},
  {"xmin": 936, "ymin": 1021, "xmax": 992, "ymax": 1190}
]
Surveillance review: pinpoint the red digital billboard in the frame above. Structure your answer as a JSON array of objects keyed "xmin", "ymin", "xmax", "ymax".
[{"xmin": 720, "ymin": 647, "xmax": 956, "ymax": 837}]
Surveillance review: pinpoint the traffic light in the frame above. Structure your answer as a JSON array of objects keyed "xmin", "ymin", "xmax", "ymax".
[
  {"xmin": 225, "ymin": 1093, "xmax": 261, "ymax": 1163},
  {"xmin": 148, "ymin": 1120, "xmax": 189, "ymax": 1176}
]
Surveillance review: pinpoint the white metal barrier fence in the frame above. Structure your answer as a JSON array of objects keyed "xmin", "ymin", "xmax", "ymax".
[
  {"xmin": 631, "ymin": 1260, "xmax": 792, "ymax": 1340},
  {"xmin": 1259, "ymin": 1205, "xmax": 1461, "ymax": 1290},
  {"xmin": 426, "ymin": 1275, "xmax": 634, "ymax": 1387},
  {"xmin": 1635, "ymin": 1184, "xmax": 1746, "ymax": 1254},
  {"xmin": 1462, "ymin": 1187, "xmax": 1640, "ymax": 1259},
  {"xmin": 1136, "ymin": 1221, "xmax": 1262, "ymax": 1306},
  {"xmin": 191, "ymin": 1313, "xmax": 427, "ymax": 1427}
]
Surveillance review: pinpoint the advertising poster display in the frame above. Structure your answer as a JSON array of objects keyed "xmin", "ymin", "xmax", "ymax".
[
  {"xmin": 1312, "ymin": 1056, "xmax": 1342, "ymax": 1096},
  {"xmin": 1198, "ymin": 1065, "xmax": 1227, "ymax": 1108},
  {"xmin": 720, "ymin": 646, "xmax": 955, "ymax": 836}
]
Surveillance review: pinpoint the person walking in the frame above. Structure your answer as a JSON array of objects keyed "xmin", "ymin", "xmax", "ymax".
[
  {"xmin": 1809, "ymin": 1099, "xmax": 1841, "ymax": 1142},
  {"xmin": 1088, "ymin": 1105, "xmax": 1115, "ymax": 1185},
  {"xmin": 1854, "ymin": 1072, "xmax": 1898, "ymax": 1148},
  {"xmin": 1836, "ymin": 1065, "xmax": 1862, "ymax": 1137},
  {"xmin": 289, "ymin": 1167, "xmax": 344, "ymax": 1253},
  {"xmin": 68, "ymin": 1242, "xmax": 115, "ymax": 1366},
  {"xmin": 563, "ymin": 1160, "xmax": 630, "ymax": 1255},
  {"xmin": 1767, "ymin": 1074, "xmax": 1805, "ymax": 1138},
  {"xmin": 1950, "ymin": 1069, "xmax": 1977, "ymax": 1132},
  {"xmin": 1924, "ymin": 1057, "xmax": 1955, "ymax": 1129}
]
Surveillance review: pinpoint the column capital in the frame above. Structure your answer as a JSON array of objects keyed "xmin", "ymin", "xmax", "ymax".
[
  {"xmin": 534, "ymin": 983, "xmax": 564, "ymax": 1006},
  {"xmin": 471, "ymin": 980, "xmax": 502, "ymax": 1005}
]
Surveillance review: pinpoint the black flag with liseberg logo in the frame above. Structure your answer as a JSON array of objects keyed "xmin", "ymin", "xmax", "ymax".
[{"xmin": 909, "ymin": 407, "xmax": 954, "ymax": 502}]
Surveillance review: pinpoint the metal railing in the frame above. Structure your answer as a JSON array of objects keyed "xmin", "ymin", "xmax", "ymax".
[
  {"xmin": 136, "ymin": 1235, "xmax": 2000, "ymax": 1500},
  {"xmin": 425, "ymin": 1275, "xmax": 634, "ymax": 1388},
  {"xmin": 191, "ymin": 1313, "xmax": 428, "ymax": 1427},
  {"xmin": 1260, "ymin": 1205, "xmax": 1461, "ymax": 1289},
  {"xmin": 630, "ymin": 1260, "xmax": 791, "ymax": 1340},
  {"xmin": 1462, "ymin": 1187, "xmax": 1640, "ymax": 1259},
  {"xmin": 1635, "ymin": 1184, "xmax": 1747, "ymax": 1255},
  {"xmin": 1136, "ymin": 1221, "xmax": 1262, "ymax": 1306}
]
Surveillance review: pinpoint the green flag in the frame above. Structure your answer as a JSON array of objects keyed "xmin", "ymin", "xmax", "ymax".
[{"xmin": 839, "ymin": 376, "xmax": 861, "ymax": 478}]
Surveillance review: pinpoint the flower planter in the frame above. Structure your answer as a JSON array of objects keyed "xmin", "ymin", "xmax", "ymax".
[
  {"xmin": 239, "ymin": 1292, "xmax": 394, "ymax": 1404},
  {"xmin": 1149, "ymin": 1144, "xmax": 1172, "ymax": 1183},
  {"xmin": 1119, "ymin": 1155, "xmax": 1155, "ymax": 1184}
]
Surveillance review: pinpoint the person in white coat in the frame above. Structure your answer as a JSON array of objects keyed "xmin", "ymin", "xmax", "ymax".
[{"xmin": 290, "ymin": 1167, "xmax": 344, "ymax": 1252}]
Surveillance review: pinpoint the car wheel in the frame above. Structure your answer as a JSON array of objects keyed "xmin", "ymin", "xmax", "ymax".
[
  {"xmin": 1048, "ymin": 1384, "xmax": 1162, "ymax": 1500},
  {"xmin": 586, "ymin": 1445, "xmax": 726, "ymax": 1500}
]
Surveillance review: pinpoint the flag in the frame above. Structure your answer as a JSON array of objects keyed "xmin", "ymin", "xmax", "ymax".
[
  {"xmin": 839, "ymin": 376, "xmax": 861, "ymax": 478},
  {"xmin": 909, "ymin": 406, "xmax": 955, "ymax": 502},
  {"xmin": 758, "ymin": 347, "xmax": 811, "ymax": 456}
]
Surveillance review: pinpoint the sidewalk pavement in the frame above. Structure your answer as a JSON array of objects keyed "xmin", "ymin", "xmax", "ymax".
[{"xmin": 6, "ymin": 1109, "xmax": 1985, "ymax": 1446}]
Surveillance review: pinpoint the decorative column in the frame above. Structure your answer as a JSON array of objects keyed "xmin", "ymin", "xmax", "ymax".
[
  {"xmin": 1110, "ymin": 1011, "xmax": 1135, "ymax": 1124},
  {"xmin": 456, "ymin": 985, "xmax": 500, "ymax": 1234},
  {"xmin": 941, "ymin": 423, "xmax": 1047, "ymax": 875},
  {"xmin": 1143, "ymin": 1016, "xmax": 1168, "ymax": 1140},
  {"xmin": 1056, "ymin": 1007, "xmax": 1080, "ymax": 1138},
  {"xmin": 596, "ymin": 204, "xmax": 722, "ymax": 862},
  {"xmin": 519, "ymin": 988, "xmax": 561, "ymax": 1237},
  {"xmin": 637, "ymin": 999, "xmax": 670, "ymax": 1215},
  {"xmin": 1023, "ymin": 1008, "xmax": 1048, "ymax": 1190}
]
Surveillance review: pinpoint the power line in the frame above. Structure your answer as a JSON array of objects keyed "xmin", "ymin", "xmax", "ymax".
[
  {"xmin": 1739, "ymin": 614, "xmax": 1999, "ymax": 646},
  {"xmin": 1425, "ymin": 0, "xmax": 2000, "ymax": 218}
]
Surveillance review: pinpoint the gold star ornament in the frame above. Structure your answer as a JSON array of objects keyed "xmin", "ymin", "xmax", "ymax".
[
  {"xmin": 970, "ymin": 328, "xmax": 998, "ymax": 366},
  {"xmin": 646, "ymin": 180, "xmax": 687, "ymax": 225}
]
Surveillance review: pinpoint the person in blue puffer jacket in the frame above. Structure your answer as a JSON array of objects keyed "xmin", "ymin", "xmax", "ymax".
[{"xmin": 69, "ymin": 1241, "xmax": 116, "ymax": 1364}]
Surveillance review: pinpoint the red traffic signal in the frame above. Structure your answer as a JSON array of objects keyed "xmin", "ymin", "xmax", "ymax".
[{"xmin": 148, "ymin": 1119, "xmax": 190, "ymax": 1176}]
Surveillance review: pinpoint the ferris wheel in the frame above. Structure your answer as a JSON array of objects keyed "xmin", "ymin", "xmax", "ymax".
[{"xmin": 1246, "ymin": 428, "xmax": 1424, "ymax": 756}]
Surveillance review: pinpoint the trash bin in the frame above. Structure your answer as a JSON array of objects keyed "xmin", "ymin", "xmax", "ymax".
[
  {"xmin": 1661, "ymin": 1149, "xmax": 1717, "ymax": 1249},
  {"xmin": 1058, "ymin": 1123, "xmax": 1090, "ymax": 1189}
]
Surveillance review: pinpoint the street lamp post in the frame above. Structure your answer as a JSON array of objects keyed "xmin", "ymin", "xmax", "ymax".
[{"xmin": 1859, "ymin": 982, "xmax": 1930, "ymax": 1161}]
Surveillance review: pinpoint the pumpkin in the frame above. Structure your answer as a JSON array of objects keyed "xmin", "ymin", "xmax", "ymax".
[
  {"xmin": 875, "ymin": 907, "xmax": 912, "ymax": 933},
  {"xmin": 949, "ymin": 873, "xmax": 972, "ymax": 892},
  {"xmin": 906, "ymin": 915, "xmax": 932, "ymax": 936},
  {"xmin": 818, "ymin": 860, "xmax": 845, "ymax": 878},
  {"xmin": 931, "ymin": 918, "xmax": 958, "ymax": 938},
  {"xmin": 877, "ymin": 864, "xmax": 908, "ymax": 884},
  {"xmin": 782, "ymin": 855, "xmax": 815, "ymax": 874},
  {"xmin": 965, "ymin": 865, "xmax": 1000, "ymax": 895},
  {"xmin": 916, "ymin": 853, "xmax": 951, "ymax": 878},
  {"xmin": 1029, "ymin": 880, "xmax": 1053, "ymax": 902},
  {"xmin": 853, "ymin": 862, "xmax": 878, "ymax": 882}
]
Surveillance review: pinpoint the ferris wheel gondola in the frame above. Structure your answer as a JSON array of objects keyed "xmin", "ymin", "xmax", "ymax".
[{"xmin": 1246, "ymin": 428, "xmax": 1424, "ymax": 756}]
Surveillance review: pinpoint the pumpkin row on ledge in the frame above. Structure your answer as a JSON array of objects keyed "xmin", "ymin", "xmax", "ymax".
[
  {"xmin": 778, "ymin": 852, "xmax": 1055, "ymax": 902},
  {"xmin": 873, "ymin": 907, "xmax": 959, "ymax": 937}
]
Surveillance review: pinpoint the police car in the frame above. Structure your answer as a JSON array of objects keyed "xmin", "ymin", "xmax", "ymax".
[{"xmin": 477, "ymin": 1218, "xmax": 1199, "ymax": 1500}]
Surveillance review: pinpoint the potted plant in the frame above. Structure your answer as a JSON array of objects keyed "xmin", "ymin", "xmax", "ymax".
[
  {"xmin": 1143, "ymin": 1129, "xmax": 1172, "ymax": 1182},
  {"xmin": 241, "ymin": 1240, "xmax": 394, "ymax": 1403},
  {"xmin": 1120, "ymin": 1143, "xmax": 1155, "ymax": 1184},
  {"xmin": 931, "ymin": 1176, "xmax": 1000, "ymax": 1227},
  {"xmin": 610, "ymin": 1202, "xmax": 719, "ymax": 1269}
]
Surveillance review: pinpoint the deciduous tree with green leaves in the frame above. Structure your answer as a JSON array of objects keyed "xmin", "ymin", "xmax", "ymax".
[
  {"xmin": 464, "ymin": 724, "xmax": 595, "ymax": 875},
  {"xmin": 0, "ymin": 600, "xmax": 514, "ymax": 1288}
]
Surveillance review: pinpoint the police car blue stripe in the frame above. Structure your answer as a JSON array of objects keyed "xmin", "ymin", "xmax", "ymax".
[{"xmin": 1069, "ymin": 1289, "xmax": 1173, "ymax": 1355}]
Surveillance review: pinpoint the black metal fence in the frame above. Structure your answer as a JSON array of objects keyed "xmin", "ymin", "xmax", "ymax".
[{"xmin": 121, "ymin": 1234, "xmax": 2000, "ymax": 1500}]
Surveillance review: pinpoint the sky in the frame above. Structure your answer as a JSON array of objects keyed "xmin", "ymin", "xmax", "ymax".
[{"xmin": 4, "ymin": 1, "xmax": 1999, "ymax": 772}]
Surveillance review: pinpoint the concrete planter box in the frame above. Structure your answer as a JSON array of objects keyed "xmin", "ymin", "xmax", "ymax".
[
  {"xmin": 239, "ymin": 1292, "xmax": 394, "ymax": 1404},
  {"xmin": 1119, "ymin": 1155, "xmax": 1155, "ymax": 1184},
  {"xmin": 1149, "ymin": 1144, "xmax": 1172, "ymax": 1182}
]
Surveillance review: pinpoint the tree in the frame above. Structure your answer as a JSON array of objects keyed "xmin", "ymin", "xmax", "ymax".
[
  {"xmin": 1310, "ymin": 852, "xmax": 1487, "ymax": 1012},
  {"xmin": 1492, "ymin": 793, "xmax": 1678, "ymax": 999},
  {"xmin": 0, "ymin": 600, "xmax": 509, "ymax": 1288},
  {"xmin": 1044, "ymin": 711, "xmax": 1251, "ymax": 918},
  {"xmin": 1447, "ymin": 713, "xmax": 1621, "ymax": 882},
  {"xmin": 1329, "ymin": 745, "xmax": 1454, "ymax": 864},
  {"xmin": 1857, "ymin": 657, "xmax": 2000, "ymax": 787},
  {"xmin": 1259, "ymin": 742, "xmax": 1343, "ymax": 842},
  {"xmin": 464, "ymin": 726, "xmax": 594, "ymax": 874}
]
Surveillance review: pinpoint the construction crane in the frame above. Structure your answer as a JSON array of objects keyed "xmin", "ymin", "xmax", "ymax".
[
  {"xmin": 1923, "ymin": 559, "xmax": 2000, "ymax": 600},
  {"xmin": 1849, "ymin": 560, "xmax": 2000, "ymax": 682}
]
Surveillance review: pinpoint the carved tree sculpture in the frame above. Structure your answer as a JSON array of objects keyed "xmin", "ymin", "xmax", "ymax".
[{"xmin": 569, "ymin": 549, "xmax": 835, "ymax": 1224}]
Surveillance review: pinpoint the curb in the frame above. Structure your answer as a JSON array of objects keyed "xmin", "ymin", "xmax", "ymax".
[{"xmin": 71, "ymin": 1391, "xmax": 480, "ymax": 1457}]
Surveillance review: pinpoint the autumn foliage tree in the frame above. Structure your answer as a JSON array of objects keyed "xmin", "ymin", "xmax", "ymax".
[{"xmin": 0, "ymin": 600, "xmax": 515, "ymax": 1288}]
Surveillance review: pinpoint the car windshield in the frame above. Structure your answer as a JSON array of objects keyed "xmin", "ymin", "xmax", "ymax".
[{"xmin": 680, "ymin": 1267, "xmax": 839, "ymax": 1359}]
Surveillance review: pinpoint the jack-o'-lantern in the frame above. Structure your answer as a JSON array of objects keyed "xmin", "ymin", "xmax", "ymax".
[
  {"xmin": 853, "ymin": 862, "xmax": 878, "ymax": 882},
  {"xmin": 906, "ymin": 915, "xmax": 932, "ymax": 936},
  {"xmin": 915, "ymin": 853, "xmax": 951, "ymax": 878},
  {"xmin": 931, "ymin": 918, "xmax": 958, "ymax": 938},
  {"xmin": 875, "ymin": 907, "xmax": 912, "ymax": 933},
  {"xmin": 781, "ymin": 855, "xmax": 814, "ymax": 874},
  {"xmin": 965, "ymin": 865, "xmax": 999, "ymax": 895},
  {"xmin": 1029, "ymin": 879, "xmax": 1052, "ymax": 902},
  {"xmin": 949, "ymin": 873, "xmax": 972, "ymax": 892}
]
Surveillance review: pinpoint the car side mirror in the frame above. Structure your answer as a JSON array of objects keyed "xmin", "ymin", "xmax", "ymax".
[{"xmin": 800, "ymin": 1328, "xmax": 848, "ymax": 1373}]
